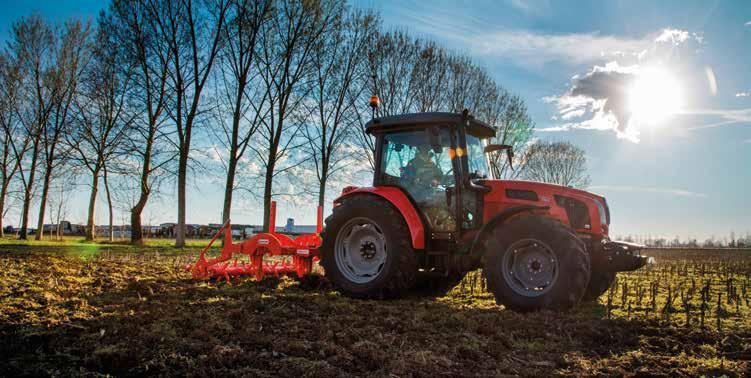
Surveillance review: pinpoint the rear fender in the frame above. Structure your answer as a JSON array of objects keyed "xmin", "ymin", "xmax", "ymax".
[
  {"xmin": 470, "ymin": 205, "xmax": 550, "ymax": 257},
  {"xmin": 334, "ymin": 187, "xmax": 425, "ymax": 250}
]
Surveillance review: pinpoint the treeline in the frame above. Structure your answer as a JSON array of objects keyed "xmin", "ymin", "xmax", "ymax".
[
  {"xmin": 617, "ymin": 232, "xmax": 751, "ymax": 249},
  {"xmin": 0, "ymin": 0, "xmax": 534, "ymax": 247}
]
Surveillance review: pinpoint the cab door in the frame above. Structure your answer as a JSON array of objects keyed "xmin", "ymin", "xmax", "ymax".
[{"xmin": 377, "ymin": 127, "xmax": 457, "ymax": 233}]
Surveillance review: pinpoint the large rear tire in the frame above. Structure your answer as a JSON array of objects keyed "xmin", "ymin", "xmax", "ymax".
[
  {"xmin": 482, "ymin": 215, "xmax": 590, "ymax": 312},
  {"xmin": 582, "ymin": 271, "xmax": 616, "ymax": 301},
  {"xmin": 320, "ymin": 195, "xmax": 418, "ymax": 298}
]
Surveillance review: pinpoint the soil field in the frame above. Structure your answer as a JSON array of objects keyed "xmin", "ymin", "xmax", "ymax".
[{"xmin": 1, "ymin": 246, "xmax": 750, "ymax": 377}]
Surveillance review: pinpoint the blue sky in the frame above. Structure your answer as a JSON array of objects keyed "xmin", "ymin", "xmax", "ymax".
[{"xmin": 1, "ymin": 0, "xmax": 750, "ymax": 241}]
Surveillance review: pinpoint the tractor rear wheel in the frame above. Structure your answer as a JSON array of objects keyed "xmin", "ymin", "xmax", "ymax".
[
  {"xmin": 582, "ymin": 271, "xmax": 616, "ymax": 301},
  {"xmin": 482, "ymin": 215, "xmax": 590, "ymax": 312},
  {"xmin": 320, "ymin": 195, "xmax": 417, "ymax": 298}
]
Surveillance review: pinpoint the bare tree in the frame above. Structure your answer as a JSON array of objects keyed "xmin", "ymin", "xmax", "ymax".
[
  {"xmin": 485, "ymin": 94, "xmax": 535, "ymax": 179},
  {"xmin": 411, "ymin": 40, "xmax": 448, "ymax": 113},
  {"xmin": 252, "ymin": 0, "xmax": 341, "ymax": 230},
  {"xmin": 521, "ymin": 141, "xmax": 591, "ymax": 189},
  {"xmin": 147, "ymin": 0, "xmax": 229, "ymax": 247},
  {"xmin": 303, "ymin": 9, "xmax": 376, "ymax": 208},
  {"xmin": 35, "ymin": 20, "xmax": 91, "ymax": 240},
  {"xmin": 214, "ymin": 0, "xmax": 271, "ymax": 224},
  {"xmin": 8, "ymin": 15, "xmax": 57, "ymax": 240},
  {"xmin": 110, "ymin": 0, "xmax": 174, "ymax": 245},
  {"xmin": 68, "ymin": 14, "xmax": 134, "ymax": 241},
  {"xmin": 367, "ymin": 31, "xmax": 419, "ymax": 117},
  {"xmin": 47, "ymin": 172, "xmax": 76, "ymax": 241},
  {"xmin": 0, "ymin": 54, "xmax": 24, "ymax": 238}
]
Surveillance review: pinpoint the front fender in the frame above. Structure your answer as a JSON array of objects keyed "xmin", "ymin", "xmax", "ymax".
[
  {"xmin": 470, "ymin": 205, "xmax": 550, "ymax": 256},
  {"xmin": 334, "ymin": 187, "xmax": 425, "ymax": 250}
]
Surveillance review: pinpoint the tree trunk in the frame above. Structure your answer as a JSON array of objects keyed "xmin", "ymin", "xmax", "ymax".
[
  {"xmin": 131, "ymin": 199, "xmax": 145, "ymax": 246},
  {"xmin": 85, "ymin": 166, "xmax": 101, "ymax": 241},
  {"xmin": 222, "ymin": 152, "xmax": 238, "ymax": 224},
  {"xmin": 19, "ymin": 140, "xmax": 40, "ymax": 240},
  {"xmin": 262, "ymin": 158, "xmax": 275, "ymax": 232},
  {"xmin": 222, "ymin": 78, "xmax": 246, "ymax": 224},
  {"xmin": 0, "ymin": 193, "xmax": 5, "ymax": 238},
  {"xmin": 318, "ymin": 170, "xmax": 327, "ymax": 209},
  {"xmin": 0, "ymin": 181, "xmax": 6, "ymax": 238},
  {"xmin": 55, "ymin": 195, "xmax": 63, "ymax": 241},
  {"xmin": 175, "ymin": 149, "xmax": 188, "ymax": 247},
  {"xmin": 103, "ymin": 165, "xmax": 114, "ymax": 242},
  {"xmin": 34, "ymin": 163, "xmax": 54, "ymax": 240},
  {"xmin": 130, "ymin": 135, "xmax": 153, "ymax": 246}
]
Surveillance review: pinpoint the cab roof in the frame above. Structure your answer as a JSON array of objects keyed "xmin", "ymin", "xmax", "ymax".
[{"xmin": 364, "ymin": 112, "xmax": 496, "ymax": 139}]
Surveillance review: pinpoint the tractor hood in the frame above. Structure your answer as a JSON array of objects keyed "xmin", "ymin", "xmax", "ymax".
[{"xmin": 479, "ymin": 179, "xmax": 610, "ymax": 235}]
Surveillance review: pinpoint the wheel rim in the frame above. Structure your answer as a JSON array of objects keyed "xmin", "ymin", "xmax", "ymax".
[
  {"xmin": 501, "ymin": 238, "xmax": 559, "ymax": 297},
  {"xmin": 334, "ymin": 217, "xmax": 387, "ymax": 284}
]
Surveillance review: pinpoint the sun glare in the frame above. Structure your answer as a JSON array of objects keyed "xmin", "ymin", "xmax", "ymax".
[{"xmin": 629, "ymin": 67, "xmax": 683, "ymax": 124}]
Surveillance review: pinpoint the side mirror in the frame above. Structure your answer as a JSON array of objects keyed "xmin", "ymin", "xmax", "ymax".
[{"xmin": 484, "ymin": 144, "xmax": 514, "ymax": 170}]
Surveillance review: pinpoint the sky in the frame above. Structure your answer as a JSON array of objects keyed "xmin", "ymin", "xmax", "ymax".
[{"xmin": 1, "ymin": 0, "xmax": 750, "ymax": 241}]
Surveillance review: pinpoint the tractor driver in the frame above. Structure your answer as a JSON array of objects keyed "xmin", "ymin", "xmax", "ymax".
[
  {"xmin": 402, "ymin": 144, "xmax": 443, "ymax": 201},
  {"xmin": 402, "ymin": 144, "xmax": 455, "ymax": 232}
]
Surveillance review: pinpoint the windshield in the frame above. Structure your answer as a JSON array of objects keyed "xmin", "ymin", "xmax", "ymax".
[{"xmin": 466, "ymin": 135, "xmax": 491, "ymax": 179}]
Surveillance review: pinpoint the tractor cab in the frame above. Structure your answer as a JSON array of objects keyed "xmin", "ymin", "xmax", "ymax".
[{"xmin": 368, "ymin": 112, "xmax": 496, "ymax": 239}]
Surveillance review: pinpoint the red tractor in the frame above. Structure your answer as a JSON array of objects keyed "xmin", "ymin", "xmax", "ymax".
[{"xmin": 319, "ymin": 111, "xmax": 647, "ymax": 311}]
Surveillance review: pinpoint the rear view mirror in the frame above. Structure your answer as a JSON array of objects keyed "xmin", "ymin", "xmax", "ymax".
[{"xmin": 484, "ymin": 144, "xmax": 515, "ymax": 170}]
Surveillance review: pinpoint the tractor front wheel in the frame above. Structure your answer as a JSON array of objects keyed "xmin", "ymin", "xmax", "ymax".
[
  {"xmin": 320, "ymin": 195, "xmax": 417, "ymax": 298},
  {"xmin": 482, "ymin": 215, "xmax": 590, "ymax": 312}
]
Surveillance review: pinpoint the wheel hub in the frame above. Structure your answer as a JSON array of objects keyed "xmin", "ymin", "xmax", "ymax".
[
  {"xmin": 502, "ymin": 239, "xmax": 559, "ymax": 297},
  {"xmin": 334, "ymin": 218, "xmax": 387, "ymax": 284},
  {"xmin": 360, "ymin": 241, "xmax": 377, "ymax": 259}
]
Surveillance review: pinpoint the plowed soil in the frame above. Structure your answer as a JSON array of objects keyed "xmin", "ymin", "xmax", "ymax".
[{"xmin": 1, "ymin": 247, "xmax": 749, "ymax": 377}]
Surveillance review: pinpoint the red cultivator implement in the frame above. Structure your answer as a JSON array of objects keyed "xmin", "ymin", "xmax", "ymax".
[{"xmin": 189, "ymin": 201, "xmax": 323, "ymax": 283}]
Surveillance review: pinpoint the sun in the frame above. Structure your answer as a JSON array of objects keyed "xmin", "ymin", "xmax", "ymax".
[{"xmin": 628, "ymin": 67, "xmax": 683, "ymax": 124}]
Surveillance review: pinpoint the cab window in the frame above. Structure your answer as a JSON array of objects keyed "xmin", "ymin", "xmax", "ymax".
[
  {"xmin": 379, "ymin": 127, "xmax": 456, "ymax": 232},
  {"xmin": 466, "ymin": 134, "xmax": 491, "ymax": 179}
]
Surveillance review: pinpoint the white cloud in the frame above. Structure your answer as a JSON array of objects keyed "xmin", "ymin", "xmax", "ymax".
[
  {"xmin": 737, "ymin": 92, "xmax": 750, "ymax": 97},
  {"xmin": 589, "ymin": 185, "xmax": 707, "ymax": 198},
  {"xmin": 460, "ymin": 31, "xmax": 650, "ymax": 66},
  {"xmin": 542, "ymin": 29, "xmax": 702, "ymax": 142},
  {"xmin": 654, "ymin": 29, "xmax": 690, "ymax": 44},
  {"xmin": 536, "ymin": 125, "xmax": 572, "ymax": 132},
  {"xmin": 206, "ymin": 146, "xmax": 225, "ymax": 163},
  {"xmin": 543, "ymin": 62, "xmax": 641, "ymax": 141},
  {"xmin": 745, "ymin": 21, "xmax": 751, "ymax": 27},
  {"xmin": 681, "ymin": 108, "xmax": 751, "ymax": 130},
  {"xmin": 450, "ymin": 28, "xmax": 704, "ymax": 68}
]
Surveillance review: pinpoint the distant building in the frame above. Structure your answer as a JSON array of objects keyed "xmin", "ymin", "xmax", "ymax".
[
  {"xmin": 160, "ymin": 223, "xmax": 177, "ymax": 237},
  {"xmin": 1, "ymin": 218, "xmax": 318, "ymax": 240},
  {"xmin": 95, "ymin": 225, "xmax": 133, "ymax": 238},
  {"xmin": 280, "ymin": 218, "xmax": 317, "ymax": 235}
]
